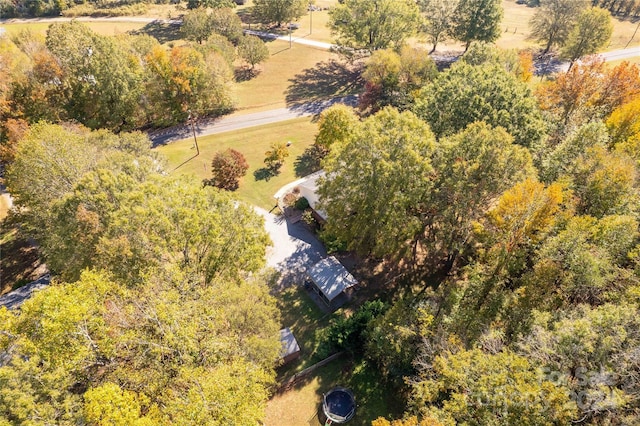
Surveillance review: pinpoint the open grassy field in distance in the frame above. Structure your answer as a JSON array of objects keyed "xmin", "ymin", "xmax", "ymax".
[
  {"xmin": 265, "ymin": 357, "xmax": 400, "ymax": 426},
  {"xmin": 156, "ymin": 117, "xmax": 317, "ymax": 210},
  {"xmin": 234, "ymin": 39, "xmax": 358, "ymax": 112},
  {"xmin": 0, "ymin": 20, "xmax": 147, "ymax": 36}
]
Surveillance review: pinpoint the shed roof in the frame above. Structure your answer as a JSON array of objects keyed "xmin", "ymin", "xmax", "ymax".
[
  {"xmin": 307, "ymin": 257, "xmax": 357, "ymax": 302},
  {"xmin": 279, "ymin": 327, "xmax": 300, "ymax": 358}
]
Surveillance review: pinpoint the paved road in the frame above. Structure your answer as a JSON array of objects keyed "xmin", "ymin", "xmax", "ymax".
[
  {"xmin": 149, "ymin": 95, "xmax": 357, "ymax": 146},
  {"xmin": 254, "ymin": 207, "xmax": 326, "ymax": 289},
  {"xmin": 0, "ymin": 274, "xmax": 50, "ymax": 310}
]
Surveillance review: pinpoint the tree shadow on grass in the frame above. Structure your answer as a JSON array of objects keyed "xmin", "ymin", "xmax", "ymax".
[
  {"xmin": 294, "ymin": 145, "xmax": 324, "ymax": 178},
  {"xmin": 234, "ymin": 65, "xmax": 261, "ymax": 82},
  {"xmin": 285, "ymin": 59, "xmax": 364, "ymax": 109},
  {"xmin": 131, "ymin": 21, "xmax": 182, "ymax": 44},
  {"xmin": 254, "ymin": 167, "xmax": 278, "ymax": 181}
]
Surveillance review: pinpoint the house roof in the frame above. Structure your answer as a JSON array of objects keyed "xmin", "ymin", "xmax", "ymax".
[
  {"xmin": 279, "ymin": 327, "xmax": 300, "ymax": 358},
  {"xmin": 307, "ymin": 257, "xmax": 357, "ymax": 302}
]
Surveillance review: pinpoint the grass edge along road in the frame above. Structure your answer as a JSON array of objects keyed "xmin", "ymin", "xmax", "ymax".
[{"xmin": 156, "ymin": 116, "xmax": 318, "ymax": 210}]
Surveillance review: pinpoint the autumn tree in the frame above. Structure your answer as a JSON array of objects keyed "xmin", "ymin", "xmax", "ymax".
[
  {"xmin": 518, "ymin": 302, "xmax": 640, "ymax": 423},
  {"xmin": 252, "ymin": 0, "xmax": 307, "ymax": 27},
  {"xmin": 204, "ymin": 148, "xmax": 249, "ymax": 190},
  {"xmin": 144, "ymin": 45, "xmax": 234, "ymax": 127},
  {"xmin": 314, "ymin": 103, "xmax": 360, "ymax": 155},
  {"xmin": 360, "ymin": 46, "xmax": 437, "ymax": 112},
  {"xmin": 329, "ymin": 0, "xmax": 421, "ymax": 56},
  {"xmin": 452, "ymin": 0, "xmax": 503, "ymax": 51},
  {"xmin": 607, "ymin": 96, "xmax": 640, "ymax": 146},
  {"xmin": 418, "ymin": 0, "xmax": 458, "ymax": 53},
  {"xmin": 411, "ymin": 348, "xmax": 577, "ymax": 424},
  {"xmin": 264, "ymin": 141, "xmax": 290, "ymax": 171},
  {"xmin": 413, "ymin": 62, "xmax": 545, "ymax": 148},
  {"xmin": 561, "ymin": 7, "xmax": 613, "ymax": 64},
  {"xmin": 529, "ymin": 0, "xmax": 589, "ymax": 53},
  {"xmin": 238, "ymin": 35, "xmax": 269, "ymax": 70}
]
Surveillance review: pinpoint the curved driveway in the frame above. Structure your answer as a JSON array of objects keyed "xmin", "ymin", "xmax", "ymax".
[{"xmin": 254, "ymin": 207, "xmax": 326, "ymax": 289}]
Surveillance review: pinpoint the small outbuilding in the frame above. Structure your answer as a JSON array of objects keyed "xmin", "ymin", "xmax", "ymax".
[
  {"xmin": 307, "ymin": 257, "xmax": 357, "ymax": 307},
  {"xmin": 279, "ymin": 327, "xmax": 301, "ymax": 365}
]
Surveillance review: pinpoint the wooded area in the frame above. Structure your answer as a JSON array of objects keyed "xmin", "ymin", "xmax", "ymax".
[{"xmin": 1, "ymin": 0, "xmax": 639, "ymax": 424}]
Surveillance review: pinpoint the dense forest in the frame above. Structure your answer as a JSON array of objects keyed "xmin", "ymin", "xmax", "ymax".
[
  {"xmin": 313, "ymin": 46, "xmax": 640, "ymax": 424},
  {"xmin": 1, "ymin": 0, "xmax": 640, "ymax": 425}
]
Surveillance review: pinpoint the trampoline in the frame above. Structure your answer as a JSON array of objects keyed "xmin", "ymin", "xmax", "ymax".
[{"xmin": 322, "ymin": 387, "xmax": 356, "ymax": 424}]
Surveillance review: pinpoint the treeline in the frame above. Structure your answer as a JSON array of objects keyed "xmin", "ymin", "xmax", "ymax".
[
  {"xmin": 0, "ymin": 15, "xmax": 270, "ymax": 163},
  {"xmin": 522, "ymin": 0, "xmax": 640, "ymax": 18},
  {"xmin": 591, "ymin": 0, "xmax": 640, "ymax": 16},
  {"xmin": 311, "ymin": 43, "xmax": 640, "ymax": 425}
]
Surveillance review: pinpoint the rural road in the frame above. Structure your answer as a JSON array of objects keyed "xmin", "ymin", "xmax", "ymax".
[{"xmin": 148, "ymin": 95, "xmax": 358, "ymax": 146}]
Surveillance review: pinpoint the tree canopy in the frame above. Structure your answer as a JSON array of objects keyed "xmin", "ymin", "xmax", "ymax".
[
  {"xmin": 413, "ymin": 62, "xmax": 545, "ymax": 148},
  {"xmin": 329, "ymin": 0, "xmax": 421, "ymax": 56}
]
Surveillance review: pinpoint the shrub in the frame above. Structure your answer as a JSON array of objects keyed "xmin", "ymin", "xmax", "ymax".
[
  {"xmin": 294, "ymin": 196, "xmax": 310, "ymax": 210},
  {"xmin": 203, "ymin": 148, "xmax": 249, "ymax": 191},
  {"xmin": 317, "ymin": 300, "xmax": 388, "ymax": 357}
]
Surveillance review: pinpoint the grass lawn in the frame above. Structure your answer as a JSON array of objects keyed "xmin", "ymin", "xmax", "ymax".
[
  {"xmin": 276, "ymin": 285, "xmax": 334, "ymax": 374},
  {"xmin": 266, "ymin": 357, "xmax": 401, "ymax": 426},
  {"xmin": 234, "ymin": 40, "xmax": 359, "ymax": 113},
  {"xmin": 0, "ymin": 21, "xmax": 147, "ymax": 37},
  {"xmin": 156, "ymin": 117, "xmax": 318, "ymax": 210}
]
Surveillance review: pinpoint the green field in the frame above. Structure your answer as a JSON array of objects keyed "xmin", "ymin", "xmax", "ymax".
[{"xmin": 156, "ymin": 117, "xmax": 318, "ymax": 210}]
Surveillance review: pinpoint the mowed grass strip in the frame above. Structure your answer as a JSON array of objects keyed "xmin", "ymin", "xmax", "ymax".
[
  {"xmin": 265, "ymin": 357, "xmax": 400, "ymax": 426},
  {"xmin": 234, "ymin": 40, "xmax": 340, "ymax": 112},
  {"xmin": 0, "ymin": 21, "xmax": 147, "ymax": 36},
  {"xmin": 156, "ymin": 117, "xmax": 318, "ymax": 210}
]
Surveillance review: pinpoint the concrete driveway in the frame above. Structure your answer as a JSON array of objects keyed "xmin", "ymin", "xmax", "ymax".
[{"xmin": 254, "ymin": 207, "xmax": 326, "ymax": 289}]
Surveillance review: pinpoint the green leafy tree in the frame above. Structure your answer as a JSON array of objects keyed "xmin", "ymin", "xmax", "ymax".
[
  {"xmin": 418, "ymin": 0, "xmax": 458, "ymax": 53},
  {"xmin": 525, "ymin": 215, "xmax": 638, "ymax": 308},
  {"xmin": 0, "ymin": 264, "xmax": 281, "ymax": 425},
  {"xmin": 318, "ymin": 107, "xmax": 435, "ymax": 258},
  {"xmin": 186, "ymin": 0, "xmax": 234, "ymax": 10},
  {"xmin": 45, "ymin": 21, "xmax": 143, "ymax": 131},
  {"xmin": 238, "ymin": 35, "xmax": 269, "ymax": 70},
  {"xmin": 252, "ymin": 0, "xmax": 307, "ymax": 27},
  {"xmin": 329, "ymin": 0, "xmax": 421, "ymax": 56},
  {"xmin": 360, "ymin": 46, "xmax": 437, "ymax": 112},
  {"xmin": 413, "ymin": 62, "xmax": 545, "ymax": 148},
  {"xmin": 144, "ymin": 45, "xmax": 234, "ymax": 127},
  {"xmin": 561, "ymin": 7, "xmax": 613, "ymax": 64},
  {"xmin": 529, "ymin": 0, "xmax": 589, "ymax": 53},
  {"xmin": 411, "ymin": 348, "xmax": 577, "ymax": 425},
  {"xmin": 204, "ymin": 148, "xmax": 249, "ymax": 190},
  {"xmin": 181, "ymin": 7, "xmax": 214, "ymax": 44},
  {"xmin": 314, "ymin": 103, "xmax": 360, "ymax": 154},
  {"xmin": 571, "ymin": 146, "xmax": 638, "ymax": 218},
  {"xmin": 419, "ymin": 123, "xmax": 534, "ymax": 272},
  {"xmin": 209, "ymin": 7, "xmax": 244, "ymax": 44},
  {"xmin": 452, "ymin": 0, "xmax": 504, "ymax": 51},
  {"xmin": 539, "ymin": 121, "xmax": 610, "ymax": 183},
  {"xmin": 519, "ymin": 303, "xmax": 640, "ymax": 423},
  {"xmin": 264, "ymin": 141, "xmax": 290, "ymax": 171}
]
